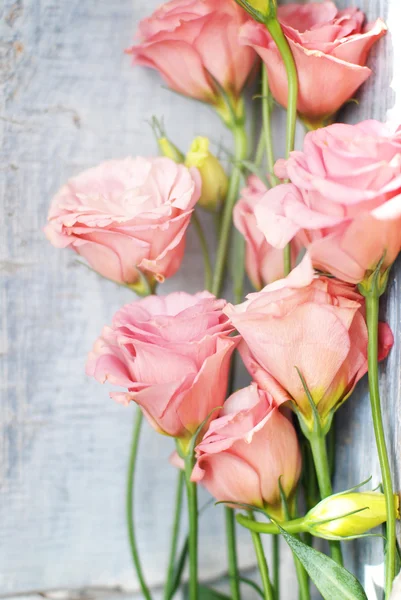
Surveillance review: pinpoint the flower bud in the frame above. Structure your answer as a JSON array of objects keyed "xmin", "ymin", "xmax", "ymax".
[
  {"xmin": 234, "ymin": 0, "xmax": 276, "ymax": 23},
  {"xmin": 304, "ymin": 492, "xmax": 400, "ymax": 540},
  {"xmin": 185, "ymin": 137, "xmax": 228, "ymax": 212},
  {"xmin": 157, "ymin": 137, "xmax": 185, "ymax": 164}
]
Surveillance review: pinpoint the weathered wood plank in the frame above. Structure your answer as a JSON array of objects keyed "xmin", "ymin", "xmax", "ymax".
[
  {"xmin": 333, "ymin": 0, "xmax": 401, "ymax": 589},
  {"xmin": 0, "ymin": 0, "xmax": 259, "ymax": 595},
  {"xmin": 0, "ymin": 0, "xmax": 399, "ymax": 597}
]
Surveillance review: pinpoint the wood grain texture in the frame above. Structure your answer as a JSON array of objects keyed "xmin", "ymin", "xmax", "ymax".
[
  {"xmin": 0, "ymin": 0, "xmax": 399, "ymax": 598},
  {"xmin": 333, "ymin": 0, "xmax": 401, "ymax": 591},
  {"xmin": 0, "ymin": 0, "xmax": 247, "ymax": 594},
  {"xmin": 0, "ymin": 0, "xmax": 265, "ymax": 596}
]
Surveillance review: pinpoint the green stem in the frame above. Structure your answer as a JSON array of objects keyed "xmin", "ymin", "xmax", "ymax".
[
  {"xmin": 261, "ymin": 66, "xmax": 276, "ymax": 182},
  {"xmin": 283, "ymin": 492, "xmax": 310, "ymax": 600},
  {"xmin": 214, "ymin": 211, "xmax": 223, "ymax": 241},
  {"xmin": 284, "ymin": 246, "xmax": 292, "ymax": 277},
  {"xmin": 237, "ymin": 514, "xmax": 306, "ymax": 535},
  {"xmin": 126, "ymin": 408, "xmax": 152, "ymax": 600},
  {"xmin": 249, "ymin": 512, "xmax": 275, "ymax": 600},
  {"xmin": 192, "ymin": 211, "xmax": 213, "ymax": 291},
  {"xmin": 225, "ymin": 507, "xmax": 241, "ymax": 600},
  {"xmin": 295, "ymin": 558, "xmax": 311, "ymax": 600},
  {"xmin": 211, "ymin": 120, "xmax": 248, "ymax": 297},
  {"xmin": 365, "ymin": 293, "xmax": 396, "ymax": 597},
  {"xmin": 185, "ymin": 453, "xmax": 199, "ymax": 600},
  {"xmin": 265, "ymin": 17, "xmax": 298, "ymax": 276},
  {"xmin": 170, "ymin": 539, "xmax": 189, "ymax": 598},
  {"xmin": 327, "ymin": 415, "xmax": 336, "ymax": 480},
  {"xmin": 255, "ymin": 130, "xmax": 265, "ymax": 168},
  {"xmin": 239, "ymin": 509, "xmax": 342, "ymax": 600},
  {"xmin": 288, "ymin": 511, "xmax": 311, "ymax": 600},
  {"xmin": 309, "ymin": 432, "xmax": 343, "ymax": 566},
  {"xmin": 265, "ymin": 18, "xmax": 298, "ymax": 159},
  {"xmin": 272, "ymin": 535, "xmax": 279, "ymax": 599},
  {"xmin": 232, "ymin": 230, "xmax": 246, "ymax": 304},
  {"xmin": 164, "ymin": 470, "xmax": 185, "ymax": 600}
]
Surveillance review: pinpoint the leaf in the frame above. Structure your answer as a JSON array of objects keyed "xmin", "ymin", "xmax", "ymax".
[
  {"xmin": 276, "ymin": 524, "xmax": 368, "ymax": 600},
  {"xmin": 295, "ymin": 366, "xmax": 322, "ymax": 435},
  {"xmin": 198, "ymin": 586, "xmax": 231, "ymax": 600},
  {"xmin": 183, "ymin": 584, "xmax": 230, "ymax": 600},
  {"xmin": 332, "ymin": 476, "xmax": 373, "ymax": 496},
  {"xmin": 188, "ymin": 406, "xmax": 223, "ymax": 458},
  {"xmin": 147, "ymin": 114, "xmax": 166, "ymax": 140},
  {"xmin": 232, "ymin": 0, "xmax": 266, "ymax": 23},
  {"xmin": 205, "ymin": 70, "xmax": 238, "ymax": 126},
  {"xmin": 177, "ymin": 406, "xmax": 223, "ymax": 462}
]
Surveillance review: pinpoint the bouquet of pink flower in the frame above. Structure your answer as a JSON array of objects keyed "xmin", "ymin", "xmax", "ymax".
[{"xmin": 45, "ymin": 1, "xmax": 401, "ymax": 598}]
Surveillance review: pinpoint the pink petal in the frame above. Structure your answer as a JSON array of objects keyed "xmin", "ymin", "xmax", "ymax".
[
  {"xmin": 177, "ymin": 336, "xmax": 240, "ymax": 435},
  {"xmin": 129, "ymin": 39, "xmax": 215, "ymax": 101},
  {"xmin": 192, "ymin": 451, "xmax": 264, "ymax": 507}
]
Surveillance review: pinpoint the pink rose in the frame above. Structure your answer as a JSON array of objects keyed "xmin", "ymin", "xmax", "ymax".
[
  {"xmin": 86, "ymin": 292, "xmax": 240, "ymax": 438},
  {"xmin": 192, "ymin": 383, "xmax": 301, "ymax": 511},
  {"xmin": 45, "ymin": 157, "xmax": 201, "ymax": 284},
  {"xmin": 224, "ymin": 269, "xmax": 393, "ymax": 430},
  {"xmin": 256, "ymin": 121, "xmax": 401, "ymax": 284},
  {"xmin": 240, "ymin": 2, "xmax": 387, "ymax": 123},
  {"xmin": 234, "ymin": 175, "xmax": 301, "ymax": 289},
  {"xmin": 127, "ymin": 0, "xmax": 257, "ymax": 104}
]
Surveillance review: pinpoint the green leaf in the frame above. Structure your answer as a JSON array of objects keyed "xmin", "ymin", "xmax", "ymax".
[
  {"xmin": 183, "ymin": 584, "xmax": 231, "ymax": 600},
  {"xmin": 232, "ymin": 0, "xmax": 271, "ymax": 23},
  {"xmin": 332, "ymin": 476, "xmax": 373, "ymax": 497},
  {"xmin": 199, "ymin": 586, "xmax": 231, "ymax": 600},
  {"xmin": 276, "ymin": 523, "xmax": 368, "ymax": 599},
  {"xmin": 188, "ymin": 406, "xmax": 223, "ymax": 458},
  {"xmin": 295, "ymin": 366, "xmax": 321, "ymax": 435}
]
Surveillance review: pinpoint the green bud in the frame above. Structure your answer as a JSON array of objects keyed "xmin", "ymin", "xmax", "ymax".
[
  {"xmin": 185, "ymin": 137, "xmax": 228, "ymax": 212},
  {"xmin": 304, "ymin": 492, "xmax": 400, "ymax": 540},
  {"xmin": 158, "ymin": 137, "xmax": 185, "ymax": 164}
]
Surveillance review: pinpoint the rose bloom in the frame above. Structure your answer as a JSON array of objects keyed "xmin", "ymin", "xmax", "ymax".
[
  {"xmin": 127, "ymin": 0, "xmax": 257, "ymax": 105},
  {"xmin": 234, "ymin": 175, "xmax": 301, "ymax": 289},
  {"xmin": 240, "ymin": 2, "xmax": 387, "ymax": 123},
  {"xmin": 192, "ymin": 383, "xmax": 301, "ymax": 512},
  {"xmin": 255, "ymin": 121, "xmax": 401, "ymax": 284},
  {"xmin": 45, "ymin": 157, "xmax": 201, "ymax": 285},
  {"xmin": 86, "ymin": 292, "xmax": 240, "ymax": 438},
  {"xmin": 224, "ymin": 263, "xmax": 393, "ymax": 430}
]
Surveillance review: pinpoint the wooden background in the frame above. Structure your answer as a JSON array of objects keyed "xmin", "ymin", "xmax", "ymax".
[{"xmin": 0, "ymin": 0, "xmax": 399, "ymax": 599}]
